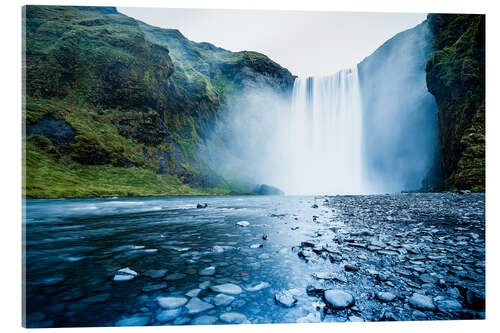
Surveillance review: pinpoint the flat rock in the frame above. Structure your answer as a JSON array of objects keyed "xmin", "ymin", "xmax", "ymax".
[
  {"xmin": 376, "ymin": 291, "xmax": 397, "ymax": 302},
  {"xmin": 156, "ymin": 308, "xmax": 183, "ymax": 323},
  {"xmin": 113, "ymin": 267, "xmax": 138, "ymax": 282},
  {"xmin": 236, "ymin": 221, "xmax": 250, "ymax": 227},
  {"xmin": 274, "ymin": 290, "xmax": 297, "ymax": 307},
  {"xmin": 245, "ymin": 282, "xmax": 270, "ymax": 292},
  {"xmin": 409, "ymin": 293, "xmax": 436, "ymax": 311},
  {"xmin": 436, "ymin": 298, "xmax": 463, "ymax": 313},
  {"xmin": 185, "ymin": 297, "xmax": 214, "ymax": 315},
  {"xmin": 143, "ymin": 269, "xmax": 168, "ymax": 279},
  {"xmin": 324, "ymin": 290, "xmax": 355, "ymax": 309},
  {"xmin": 157, "ymin": 296, "xmax": 188, "ymax": 309},
  {"xmin": 164, "ymin": 273, "xmax": 187, "ymax": 281},
  {"xmin": 142, "ymin": 283, "xmax": 167, "ymax": 293},
  {"xmin": 186, "ymin": 288, "xmax": 201, "ymax": 297},
  {"xmin": 115, "ymin": 314, "xmax": 150, "ymax": 326},
  {"xmin": 199, "ymin": 281, "xmax": 211, "ymax": 289},
  {"xmin": 199, "ymin": 266, "xmax": 216, "ymax": 276},
  {"xmin": 219, "ymin": 312, "xmax": 249, "ymax": 324},
  {"xmin": 210, "ymin": 283, "xmax": 242, "ymax": 295},
  {"xmin": 191, "ymin": 315, "xmax": 217, "ymax": 325},
  {"xmin": 214, "ymin": 294, "xmax": 235, "ymax": 307}
]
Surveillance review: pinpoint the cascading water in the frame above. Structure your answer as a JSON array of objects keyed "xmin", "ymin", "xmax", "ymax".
[{"xmin": 283, "ymin": 67, "xmax": 366, "ymax": 195}]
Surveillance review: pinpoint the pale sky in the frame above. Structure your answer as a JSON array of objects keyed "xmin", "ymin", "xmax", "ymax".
[{"xmin": 118, "ymin": 7, "xmax": 426, "ymax": 77}]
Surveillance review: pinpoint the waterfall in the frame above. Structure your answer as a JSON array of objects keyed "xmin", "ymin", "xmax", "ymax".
[{"xmin": 284, "ymin": 67, "xmax": 365, "ymax": 194}]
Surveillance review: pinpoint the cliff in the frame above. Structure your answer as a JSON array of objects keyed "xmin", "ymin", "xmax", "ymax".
[
  {"xmin": 425, "ymin": 14, "xmax": 485, "ymax": 192},
  {"xmin": 23, "ymin": 5, "xmax": 295, "ymax": 198}
]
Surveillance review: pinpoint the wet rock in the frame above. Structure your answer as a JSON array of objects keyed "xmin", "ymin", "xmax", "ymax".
[
  {"xmin": 262, "ymin": 234, "xmax": 268, "ymax": 240},
  {"xmin": 196, "ymin": 203, "xmax": 208, "ymax": 209},
  {"xmin": 250, "ymin": 243, "xmax": 263, "ymax": 249},
  {"xmin": 113, "ymin": 267, "xmax": 138, "ymax": 282},
  {"xmin": 143, "ymin": 269, "xmax": 168, "ymax": 279},
  {"xmin": 245, "ymin": 282, "xmax": 270, "ymax": 292},
  {"xmin": 351, "ymin": 230, "xmax": 374, "ymax": 237},
  {"xmin": 185, "ymin": 297, "xmax": 214, "ymax": 315},
  {"xmin": 236, "ymin": 221, "xmax": 250, "ymax": 227},
  {"xmin": 157, "ymin": 296, "xmax": 188, "ymax": 309},
  {"xmin": 306, "ymin": 284, "xmax": 325, "ymax": 297},
  {"xmin": 378, "ymin": 310, "xmax": 398, "ymax": 321},
  {"xmin": 349, "ymin": 315, "xmax": 365, "ymax": 322},
  {"xmin": 435, "ymin": 298, "xmax": 462, "ymax": 313},
  {"xmin": 375, "ymin": 291, "xmax": 397, "ymax": 302},
  {"xmin": 142, "ymin": 283, "xmax": 168, "ymax": 293},
  {"xmin": 156, "ymin": 308, "xmax": 182, "ymax": 323},
  {"xmin": 186, "ymin": 288, "xmax": 201, "ymax": 297},
  {"xmin": 324, "ymin": 290, "xmax": 355, "ymax": 309},
  {"xmin": 344, "ymin": 264, "xmax": 359, "ymax": 272},
  {"xmin": 214, "ymin": 294, "xmax": 235, "ymax": 307},
  {"xmin": 408, "ymin": 293, "xmax": 436, "ymax": 311},
  {"xmin": 173, "ymin": 316, "xmax": 190, "ymax": 325},
  {"xmin": 311, "ymin": 204, "xmax": 319, "ymax": 208},
  {"xmin": 231, "ymin": 299, "xmax": 246, "ymax": 309},
  {"xmin": 164, "ymin": 273, "xmax": 187, "ymax": 281},
  {"xmin": 115, "ymin": 314, "xmax": 151, "ymax": 326},
  {"xmin": 191, "ymin": 315, "xmax": 217, "ymax": 325},
  {"xmin": 210, "ymin": 283, "xmax": 242, "ymax": 295},
  {"xmin": 199, "ymin": 281, "xmax": 211, "ymax": 289},
  {"xmin": 274, "ymin": 290, "xmax": 298, "ymax": 307},
  {"xmin": 199, "ymin": 266, "xmax": 216, "ymax": 276},
  {"xmin": 419, "ymin": 273, "xmax": 438, "ymax": 284},
  {"xmin": 219, "ymin": 312, "xmax": 250, "ymax": 324}
]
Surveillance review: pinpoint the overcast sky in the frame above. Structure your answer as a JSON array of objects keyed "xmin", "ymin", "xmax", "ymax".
[{"xmin": 118, "ymin": 7, "xmax": 426, "ymax": 77}]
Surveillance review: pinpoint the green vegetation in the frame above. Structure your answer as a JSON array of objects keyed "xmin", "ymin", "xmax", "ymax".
[
  {"xmin": 23, "ymin": 5, "xmax": 295, "ymax": 198},
  {"xmin": 426, "ymin": 14, "xmax": 485, "ymax": 191}
]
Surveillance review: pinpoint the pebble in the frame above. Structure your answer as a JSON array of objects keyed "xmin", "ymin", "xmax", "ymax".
[
  {"xmin": 375, "ymin": 291, "xmax": 397, "ymax": 302},
  {"xmin": 214, "ymin": 294, "xmax": 235, "ymax": 307},
  {"xmin": 210, "ymin": 283, "xmax": 242, "ymax": 295},
  {"xmin": 157, "ymin": 296, "xmax": 188, "ymax": 309},
  {"xmin": 191, "ymin": 315, "xmax": 217, "ymax": 325},
  {"xmin": 435, "ymin": 298, "xmax": 462, "ymax": 313},
  {"xmin": 185, "ymin": 297, "xmax": 214, "ymax": 315},
  {"xmin": 199, "ymin": 266, "xmax": 216, "ymax": 276},
  {"xmin": 324, "ymin": 290, "xmax": 355, "ymax": 309},
  {"xmin": 274, "ymin": 290, "xmax": 297, "ymax": 307},
  {"xmin": 219, "ymin": 312, "xmax": 250, "ymax": 324},
  {"xmin": 408, "ymin": 293, "xmax": 436, "ymax": 311},
  {"xmin": 156, "ymin": 308, "xmax": 182, "ymax": 323}
]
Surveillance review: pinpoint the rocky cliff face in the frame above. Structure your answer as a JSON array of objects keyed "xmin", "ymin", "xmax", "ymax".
[
  {"xmin": 426, "ymin": 14, "xmax": 485, "ymax": 192},
  {"xmin": 23, "ymin": 5, "xmax": 295, "ymax": 198}
]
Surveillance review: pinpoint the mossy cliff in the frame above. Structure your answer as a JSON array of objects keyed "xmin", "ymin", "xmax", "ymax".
[
  {"xmin": 23, "ymin": 5, "xmax": 294, "ymax": 198},
  {"xmin": 425, "ymin": 14, "xmax": 485, "ymax": 192}
]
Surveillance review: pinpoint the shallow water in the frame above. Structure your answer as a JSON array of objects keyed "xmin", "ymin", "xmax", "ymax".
[{"xmin": 23, "ymin": 193, "xmax": 485, "ymax": 327}]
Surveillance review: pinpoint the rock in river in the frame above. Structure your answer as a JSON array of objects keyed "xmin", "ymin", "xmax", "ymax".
[
  {"xmin": 192, "ymin": 315, "xmax": 217, "ymax": 325},
  {"xmin": 157, "ymin": 296, "xmax": 188, "ymax": 309},
  {"xmin": 409, "ymin": 293, "xmax": 436, "ymax": 311},
  {"xmin": 156, "ymin": 308, "xmax": 182, "ymax": 323},
  {"xmin": 214, "ymin": 294, "xmax": 235, "ymax": 307},
  {"xmin": 274, "ymin": 290, "xmax": 297, "ymax": 307},
  {"xmin": 199, "ymin": 266, "xmax": 216, "ymax": 276},
  {"xmin": 164, "ymin": 273, "xmax": 186, "ymax": 281},
  {"xmin": 219, "ymin": 312, "xmax": 250, "ymax": 324},
  {"xmin": 143, "ymin": 269, "xmax": 168, "ymax": 279},
  {"xmin": 324, "ymin": 290, "xmax": 355, "ymax": 309},
  {"xmin": 113, "ymin": 267, "xmax": 138, "ymax": 282},
  {"xmin": 185, "ymin": 297, "xmax": 214, "ymax": 315},
  {"xmin": 210, "ymin": 283, "xmax": 242, "ymax": 295},
  {"xmin": 245, "ymin": 282, "xmax": 270, "ymax": 292},
  {"xmin": 115, "ymin": 314, "xmax": 151, "ymax": 326}
]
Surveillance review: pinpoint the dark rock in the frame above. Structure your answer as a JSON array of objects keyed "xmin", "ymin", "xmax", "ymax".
[{"xmin": 196, "ymin": 203, "xmax": 208, "ymax": 209}]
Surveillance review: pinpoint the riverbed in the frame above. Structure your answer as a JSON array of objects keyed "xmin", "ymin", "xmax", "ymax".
[{"xmin": 23, "ymin": 193, "xmax": 485, "ymax": 327}]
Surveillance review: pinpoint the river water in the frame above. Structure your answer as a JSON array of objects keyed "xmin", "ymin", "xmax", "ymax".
[{"xmin": 23, "ymin": 193, "xmax": 485, "ymax": 327}]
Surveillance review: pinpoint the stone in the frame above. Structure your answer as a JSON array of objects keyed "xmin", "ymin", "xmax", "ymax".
[
  {"xmin": 156, "ymin": 308, "xmax": 182, "ymax": 323},
  {"xmin": 436, "ymin": 298, "xmax": 462, "ymax": 313},
  {"xmin": 409, "ymin": 293, "xmax": 436, "ymax": 311},
  {"xmin": 157, "ymin": 296, "xmax": 188, "ymax": 309},
  {"xmin": 214, "ymin": 294, "xmax": 235, "ymax": 307},
  {"xmin": 250, "ymin": 243, "xmax": 263, "ymax": 248},
  {"xmin": 349, "ymin": 315, "xmax": 365, "ymax": 322},
  {"xmin": 143, "ymin": 269, "xmax": 168, "ymax": 279},
  {"xmin": 210, "ymin": 283, "xmax": 242, "ymax": 295},
  {"xmin": 376, "ymin": 291, "xmax": 397, "ymax": 302},
  {"xmin": 344, "ymin": 264, "xmax": 359, "ymax": 272},
  {"xmin": 296, "ymin": 312, "xmax": 321, "ymax": 323},
  {"xmin": 199, "ymin": 266, "xmax": 216, "ymax": 276},
  {"xmin": 142, "ymin": 283, "xmax": 168, "ymax": 293},
  {"xmin": 113, "ymin": 267, "xmax": 138, "ymax": 282},
  {"xmin": 115, "ymin": 314, "xmax": 150, "ymax": 326},
  {"xmin": 245, "ymin": 282, "xmax": 270, "ymax": 292},
  {"xmin": 191, "ymin": 315, "xmax": 217, "ymax": 325},
  {"xmin": 164, "ymin": 273, "xmax": 186, "ymax": 281},
  {"xmin": 274, "ymin": 290, "xmax": 297, "ymax": 307},
  {"xmin": 219, "ymin": 312, "xmax": 249, "ymax": 324},
  {"xmin": 173, "ymin": 316, "xmax": 190, "ymax": 325},
  {"xmin": 197, "ymin": 203, "xmax": 208, "ymax": 209},
  {"xmin": 236, "ymin": 221, "xmax": 250, "ymax": 227},
  {"xmin": 324, "ymin": 290, "xmax": 355, "ymax": 309},
  {"xmin": 186, "ymin": 288, "xmax": 201, "ymax": 297},
  {"xmin": 185, "ymin": 297, "xmax": 214, "ymax": 315}
]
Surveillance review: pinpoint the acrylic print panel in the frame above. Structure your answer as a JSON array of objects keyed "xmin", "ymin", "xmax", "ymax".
[{"xmin": 22, "ymin": 4, "xmax": 485, "ymax": 328}]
